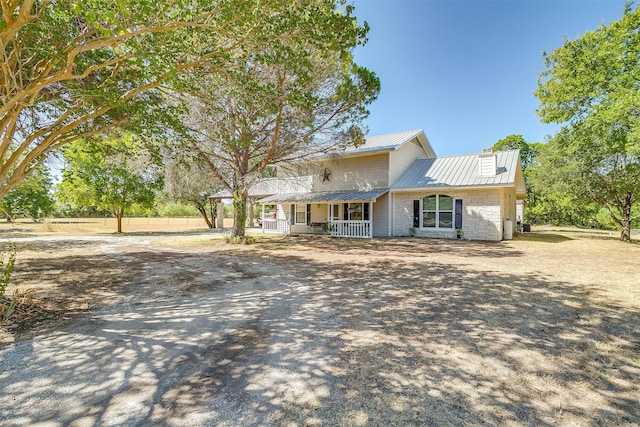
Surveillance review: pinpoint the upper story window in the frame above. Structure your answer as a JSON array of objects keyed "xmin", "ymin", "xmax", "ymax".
[{"xmin": 422, "ymin": 195, "xmax": 453, "ymax": 229}]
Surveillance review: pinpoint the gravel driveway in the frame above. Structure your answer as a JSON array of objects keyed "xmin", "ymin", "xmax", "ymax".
[
  {"xmin": 1, "ymin": 235, "xmax": 342, "ymax": 426},
  {"xmin": 1, "ymin": 232, "xmax": 639, "ymax": 426}
]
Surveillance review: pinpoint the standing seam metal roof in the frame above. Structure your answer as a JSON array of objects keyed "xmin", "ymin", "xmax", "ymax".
[
  {"xmin": 391, "ymin": 150, "xmax": 521, "ymax": 189},
  {"xmin": 259, "ymin": 188, "xmax": 388, "ymax": 204},
  {"xmin": 339, "ymin": 129, "xmax": 425, "ymax": 155}
]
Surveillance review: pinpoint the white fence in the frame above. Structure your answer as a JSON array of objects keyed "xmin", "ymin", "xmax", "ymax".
[
  {"xmin": 261, "ymin": 219, "xmax": 372, "ymax": 238},
  {"xmin": 329, "ymin": 220, "xmax": 372, "ymax": 239},
  {"xmin": 261, "ymin": 219, "xmax": 291, "ymax": 234}
]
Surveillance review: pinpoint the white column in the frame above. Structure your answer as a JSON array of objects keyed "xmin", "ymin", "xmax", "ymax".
[
  {"xmin": 247, "ymin": 200, "xmax": 254, "ymax": 227},
  {"xmin": 368, "ymin": 201, "xmax": 373, "ymax": 238},
  {"xmin": 216, "ymin": 201, "xmax": 224, "ymax": 229}
]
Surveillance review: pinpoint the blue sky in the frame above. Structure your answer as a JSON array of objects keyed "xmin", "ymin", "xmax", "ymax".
[{"xmin": 352, "ymin": 0, "xmax": 628, "ymax": 156}]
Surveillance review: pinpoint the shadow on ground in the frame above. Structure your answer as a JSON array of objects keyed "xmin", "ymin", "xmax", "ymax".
[{"xmin": 0, "ymin": 237, "xmax": 638, "ymax": 426}]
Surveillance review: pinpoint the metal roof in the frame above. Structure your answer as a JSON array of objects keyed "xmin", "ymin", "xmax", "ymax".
[
  {"xmin": 259, "ymin": 188, "xmax": 388, "ymax": 204},
  {"xmin": 342, "ymin": 129, "xmax": 424, "ymax": 155},
  {"xmin": 391, "ymin": 149, "xmax": 524, "ymax": 192},
  {"xmin": 210, "ymin": 178, "xmax": 279, "ymax": 199},
  {"xmin": 301, "ymin": 129, "xmax": 435, "ymax": 160}
]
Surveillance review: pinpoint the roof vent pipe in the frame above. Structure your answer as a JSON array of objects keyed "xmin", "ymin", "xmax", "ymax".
[{"xmin": 478, "ymin": 149, "xmax": 497, "ymax": 177}]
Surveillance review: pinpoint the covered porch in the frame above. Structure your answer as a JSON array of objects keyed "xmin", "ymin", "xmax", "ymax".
[{"xmin": 259, "ymin": 189, "xmax": 388, "ymax": 239}]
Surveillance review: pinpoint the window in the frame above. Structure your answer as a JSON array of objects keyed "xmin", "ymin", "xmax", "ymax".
[
  {"xmin": 350, "ymin": 203, "xmax": 362, "ymax": 220},
  {"xmin": 422, "ymin": 195, "xmax": 454, "ymax": 229},
  {"xmin": 331, "ymin": 204, "xmax": 340, "ymax": 221},
  {"xmin": 295, "ymin": 204, "xmax": 306, "ymax": 224},
  {"xmin": 343, "ymin": 202, "xmax": 370, "ymax": 221}
]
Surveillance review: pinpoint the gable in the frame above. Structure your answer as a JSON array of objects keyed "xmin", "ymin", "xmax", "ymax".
[{"xmin": 334, "ymin": 129, "xmax": 436, "ymax": 159}]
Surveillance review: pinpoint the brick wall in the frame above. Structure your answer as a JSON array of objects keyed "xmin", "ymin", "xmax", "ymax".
[{"xmin": 393, "ymin": 189, "xmax": 505, "ymax": 241}]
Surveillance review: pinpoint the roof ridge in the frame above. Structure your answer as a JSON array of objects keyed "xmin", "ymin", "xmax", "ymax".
[
  {"xmin": 426, "ymin": 148, "xmax": 520, "ymax": 160},
  {"xmin": 365, "ymin": 129, "xmax": 422, "ymax": 139}
]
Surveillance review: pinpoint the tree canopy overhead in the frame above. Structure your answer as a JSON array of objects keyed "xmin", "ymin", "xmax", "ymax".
[
  {"xmin": 535, "ymin": 3, "xmax": 640, "ymax": 241},
  {"xmin": 1, "ymin": 0, "xmax": 369, "ymax": 199}
]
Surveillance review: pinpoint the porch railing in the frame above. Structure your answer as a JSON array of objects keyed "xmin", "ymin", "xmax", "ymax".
[
  {"xmin": 261, "ymin": 218, "xmax": 290, "ymax": 234},
  {"xmin": 330, "ymin": 220, "xmax": 372, "ymax": 239}
]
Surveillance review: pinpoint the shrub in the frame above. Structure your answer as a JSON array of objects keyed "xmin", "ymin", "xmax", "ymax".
[
  {"xmin": 225, "ymin": 235, "xmax": 256, "ymax": 245},
  {"xmin": 0, "ymin": 243, "xmax": 16, "ymax": 299}
]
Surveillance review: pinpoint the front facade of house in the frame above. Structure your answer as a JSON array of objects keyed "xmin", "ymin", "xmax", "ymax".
[{"xmin": 255, "ymin": 130, "xmax": 525, "ymax": 241}]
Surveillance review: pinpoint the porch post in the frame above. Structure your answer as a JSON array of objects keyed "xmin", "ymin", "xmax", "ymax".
[
  {"xmin": 247, "ymin": 199, "xmax": 254, "ymax": 227},
  {"xmin": 216, "ymin": 201, "xmax": 224, "ymax": 229},
  {"xmin": 369, "ymin": 201, "xmax": 373, "ymax": 238}
]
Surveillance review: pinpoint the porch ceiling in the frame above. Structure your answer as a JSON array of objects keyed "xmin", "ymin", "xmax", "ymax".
[{"xmin": 259, "ymin": 188, "xmax": 388, "ymax": 204}]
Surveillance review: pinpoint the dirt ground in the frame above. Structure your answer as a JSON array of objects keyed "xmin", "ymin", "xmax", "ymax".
[{"xmin": 0, "ymin": 221, "xmax": 638, "ymax": 426}]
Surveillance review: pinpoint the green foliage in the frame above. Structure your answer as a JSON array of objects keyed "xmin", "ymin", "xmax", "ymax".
[
  {"xmin": 525, "ymin": 190, "xmax": 601, "ymax": 227},
  {"xmin": 1, "ymin": 168, "xmax": 54, "ymax": 221},
  {"xmin": 177, "ymin": 1, "xmax": 380, "ymax": 239},
  {"xmin": 0, "ymin": 243, "xmax": 16, "ymax": 299},
  {"xmin": 156, "ymin": 202, "xmax": 200, "ymax": 217},
  {"xmin": 595, "ymin": 208, "xmax": 618, "ymax": 230},
  {"xmin": 492, "ymin": 135, "xmax": 540, "ymax": 172},
  {"xmin": 223, "ymin": 204, "xmax": 234, "ymax": 218},
  {"xmin": 535, "ymin": 5, "xmax": 640, "ymax": 241},
  {"xmin": 52, "ymin": 202, "xmax": 111, "ymax": 218},
  {"xmin": 225, "ymin": 235, "xmax": 256, "ymax": 245},
  {"xmin": 492, "ymin": 135, "xmax": 545, "ymax": 224},
  {"xmin": 161, "ymin": 156, "xmax": 220, "ymax": 227},
  {"xmin": 2, "ymin": 0, "xmax": 375, "ymax": 201},
  {"xmin": 321, "ymin": 222, "xmax": 336, "ymax": 234},
  {"xmin": 56, "ymin": 135, "xmax": 163, "ymax": 232}
]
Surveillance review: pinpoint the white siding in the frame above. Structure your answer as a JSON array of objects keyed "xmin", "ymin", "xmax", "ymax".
[
  {"xmin": 372, "ymin": 193, "xmax": 390, "ymax": 237},
  {"xmin": 314, "ymin": 154, "xmax": 389, "ymax": 191},
  {"xmin": 392, "ymin": 189, "xmax": 504, "ymax": 241},
  {"xmin": 388, "ymin": 138, "xmax": 431, "ymax": 185},
  {"xmin": 501, "ymin": 187, "xmax": 517, "ymax": 238},
  {"xmin": 516, "ymin": 200, "xmax": 525, "ymax": 224}
]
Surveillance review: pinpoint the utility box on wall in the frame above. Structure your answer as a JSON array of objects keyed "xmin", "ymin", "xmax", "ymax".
[{"xmin": 504, "ymin": 219, "xmax": 513, "ymax": 240}]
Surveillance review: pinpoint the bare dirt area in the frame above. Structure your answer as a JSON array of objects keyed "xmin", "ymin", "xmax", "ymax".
[{"xmin": 0, "ymin": 224, "xmax": 638, "ymax": 426}]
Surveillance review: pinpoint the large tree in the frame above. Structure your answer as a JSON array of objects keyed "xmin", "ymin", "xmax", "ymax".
[
  {"xmin": 526, "ymin": 137, "xmax": 603, "ymax": 227},
  {"xmin": 177, "ymin": 3, "xmax": 380, "ymax": 240},
  {"xmin": 492, "ymin": 134, "xmax": 544, "ymax": 223},
  {"xmin": 56, "ymin": 135, "xmax": 163, "ymax": 233},
  {"xmin": 0, "ymin": 165, "xmax": 53, "ymax": 221},
  {"xmin": 1, "ymin": 0, "xmax": 352, "ymax": 199},
  {"xmin": 163, "ymin": 157, "xmax": 220, "ymax": 228},
  {"xmin": 492, "ymin": 134, "xmax": 539, "ymax": 173},
  {"xmin": 535, "ymin": 4, "xmax": 640, "ymax": 241}
]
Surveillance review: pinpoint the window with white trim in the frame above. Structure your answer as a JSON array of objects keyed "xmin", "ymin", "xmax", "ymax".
[
  {"xmin": 295, "ymin": 204, "xmax": 307, "ymax": 224},
  {"xmin": 422, "ymin": 195, "xmax": 454, "ymax": 229},
  {"xmin": 342, "ymin": 202, "xmax": 370, "ymax": 221},
  {"xmin": 331, "ymin": 204, "xmax": 340, "ymax": 221},
  {"xmin": 349, "ymin": 203, "xmax": 363, "ymax": 221}
]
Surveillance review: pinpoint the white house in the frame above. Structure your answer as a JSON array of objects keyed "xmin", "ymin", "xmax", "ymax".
[{"xmin": 239, "ymin": 129, "xmax": 525, "ymax": 241}]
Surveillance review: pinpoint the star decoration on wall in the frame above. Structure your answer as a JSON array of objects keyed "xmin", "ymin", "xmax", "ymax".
[{"xmin": 322, "ymin": 168, "xmax": 332, "ymax": 183}]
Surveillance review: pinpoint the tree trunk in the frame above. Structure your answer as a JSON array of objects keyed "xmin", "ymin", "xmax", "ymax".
[
  {"xmin": 620, "ymin": 193, "xmax": 632, "ymax": 242},
  {"xmin": 116, "ymin": 211, "xmax": 124, "ymax": 233},
  {"xmin": 232, "ymin": 189, "xmax": 247, "ymax": 240},
  {"xmin": 197, "ymin": 205, "xmax": 213, "ymax": 228},
  {"xmin": 0, "ymin": 206, "xmax": 14, "ymax": 223}
]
